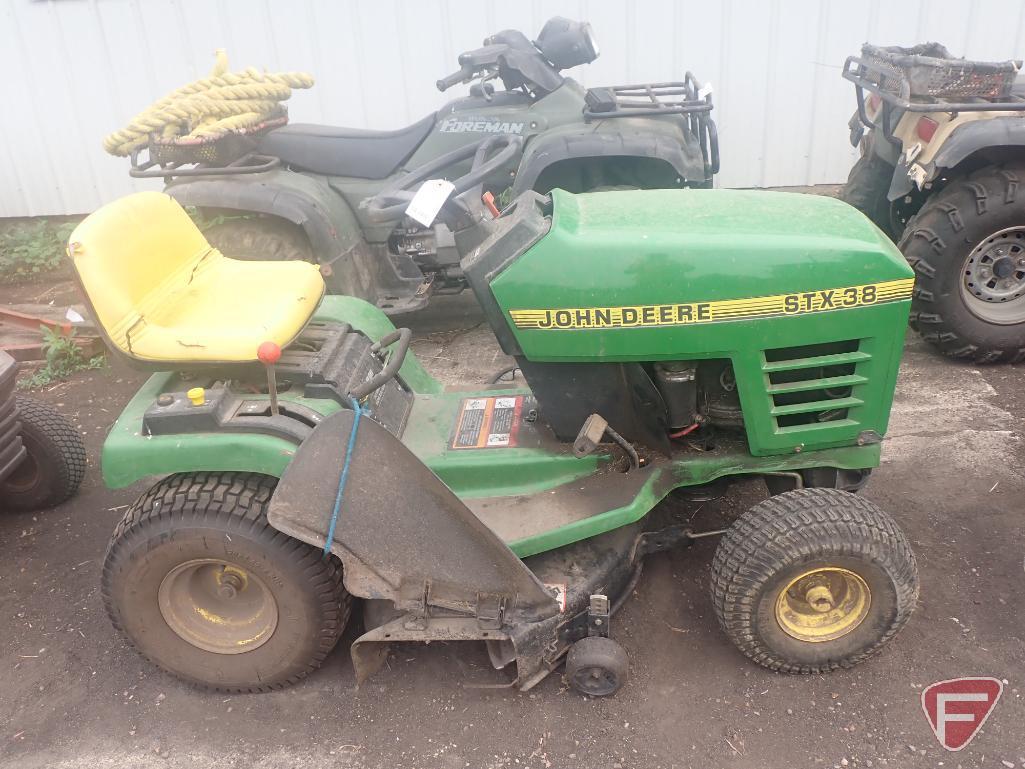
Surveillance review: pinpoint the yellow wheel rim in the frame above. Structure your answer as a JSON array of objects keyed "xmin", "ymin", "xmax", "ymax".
[
  {"xmin": 157, "ymin": 559, "xmax": 278, "ymax": 655},
  {"xmin": 774, "ymin": 567, "xmax": 871, "ymax": 643}
]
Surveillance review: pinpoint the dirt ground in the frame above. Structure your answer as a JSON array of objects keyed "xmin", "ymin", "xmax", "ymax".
[{"xmin": 2, "ymin": 272, "xmax": 1025, "ymax": 768}]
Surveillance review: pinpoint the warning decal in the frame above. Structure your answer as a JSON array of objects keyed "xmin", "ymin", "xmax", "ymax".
[
  {"xmin": 508, "ymin": 277, "xmax": 915, "ymax": 330},
  {"xmin": 451, "ymin": 395, "xmax": 524, "ymax": 449}
]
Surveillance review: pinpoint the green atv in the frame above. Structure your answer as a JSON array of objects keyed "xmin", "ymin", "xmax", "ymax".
[
  {"xmin": 842, "ymin": 43, "xmax": 1025, "ymax": 362},
  {"xmin": 76, "ymin": 140, "xmax": 917, "ymax": 695},
  {"xmin": 129, "ymin": 16, "xmax": 718, "ymax": 314},
  {"xmin": 0, "ymin": 351, "xmax": 86, "ymax": 512}
]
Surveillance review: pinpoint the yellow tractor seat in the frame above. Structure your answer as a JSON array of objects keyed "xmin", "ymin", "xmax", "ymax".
[{"xmin": 67, "ymin": 192, "xmax": 325, "ymax": 365}]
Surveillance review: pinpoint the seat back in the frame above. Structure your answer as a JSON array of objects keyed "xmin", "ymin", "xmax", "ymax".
[{"xmin": 67, "ymin": 192, "xmax": 214, "ymax": 355}]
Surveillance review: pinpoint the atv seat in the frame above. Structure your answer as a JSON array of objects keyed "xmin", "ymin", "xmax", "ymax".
[
  {"xmin": 67, "ymin": 192, "xmax": 325, "ymax": 366},
  {"xmin": 258, "ymin": 113, "xmax": 436, "ymax": 179}
]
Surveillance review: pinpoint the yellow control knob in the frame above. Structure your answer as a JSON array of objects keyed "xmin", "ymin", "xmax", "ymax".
[{"xmin": 186, "ymin": 387, "xmax": 206, "ymax": 406}]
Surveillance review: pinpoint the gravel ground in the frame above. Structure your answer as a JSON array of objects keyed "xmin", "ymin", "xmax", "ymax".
[{"xmin": 2, "ymin": 214, "xmax": 1024, "ymax": 768}]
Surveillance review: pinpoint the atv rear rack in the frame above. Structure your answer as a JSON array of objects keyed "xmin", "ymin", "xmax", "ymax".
[
  {"xmin": 844, "ymin": 55, "xmax": 1025, "ymax": 136},
  {"xmin": 584, "ymin": 72, "xmax": 719, "ymax": 176},
  {"xmin": 129, "ymin": 147, "xmax": 280, "ymax": 181}
]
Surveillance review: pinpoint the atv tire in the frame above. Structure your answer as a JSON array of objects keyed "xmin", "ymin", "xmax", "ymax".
[
  {"xmin": 710, "ymin": 489, "xmax": 918, "ymax": 674},
  {"xmin": 203, "ymin": 217, "xmax": 314, "ymax": 263},
  {"xmin": 901, "ymin": 163, "xmax": 1025, "ymax": 362},
  {"xmin": 841, "ymin": 148, "xmax": 896, "ymax": 238},
  {"xmin": 102, "ymin": 472, "xmax": 352, "ymax": 692},
  {"xmin": 0, "ymin": 397, "xmax": 86, "ymax": 511}
]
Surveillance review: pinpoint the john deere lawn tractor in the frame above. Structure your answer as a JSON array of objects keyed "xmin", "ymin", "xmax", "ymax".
[
  {"xmin": 77, "ymin": 139, "xmax": 917, "ymax": 696},
  {"xmin": 842, "ymin": 43, "xmax": 1025, "ymax": 362},
  {"xmin": 108, "ymin": 17, "xmax": 717, "ymax": 315}
]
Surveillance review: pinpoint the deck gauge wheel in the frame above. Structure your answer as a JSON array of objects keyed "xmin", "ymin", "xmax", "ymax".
[{"xmin": 565, "ymin": 636, "xmax": 629, "ymax": 696}]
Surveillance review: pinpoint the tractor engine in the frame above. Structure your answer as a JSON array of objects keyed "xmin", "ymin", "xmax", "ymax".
[{"xmin": 464, "ymin": 188, "xmax": 914, "ymax": 458}]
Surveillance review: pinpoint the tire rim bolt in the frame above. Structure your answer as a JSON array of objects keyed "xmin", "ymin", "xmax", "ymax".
[
  {"xmin": 218, "ymin": 572, "xmax": 243, "ymax": 599},
  {"xmin": 805, "ymin": 585, "xmax": 835, "ymax": 613}
]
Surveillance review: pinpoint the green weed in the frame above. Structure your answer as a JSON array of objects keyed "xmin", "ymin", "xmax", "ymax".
[
  {"xmin": 0, "ymin": 219, "xmax": 79, "ymax": 281},
  {"xmin": 18, "ymin": 326, "xmax": 105, "ymax": 389}
]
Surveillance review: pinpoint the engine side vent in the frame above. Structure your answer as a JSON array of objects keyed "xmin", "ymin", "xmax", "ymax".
[{"xmin": 762, "ymin": 340, "xmax": 871, "ymax": 432}]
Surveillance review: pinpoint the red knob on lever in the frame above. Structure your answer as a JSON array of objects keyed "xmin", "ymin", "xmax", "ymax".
[
  {"xmin": 258, "ymin": 341, "xmax": 282, "ymax": 365},
  {"xmin": 258, "ymin": 341, "xmax": 282, "ymax": 417}
]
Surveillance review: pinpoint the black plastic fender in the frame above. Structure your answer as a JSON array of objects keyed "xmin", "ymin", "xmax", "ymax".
[
  {"xmin": 932, "ymin": 117, "xmax": 1025, "ymax": 172},
  {"xmin": 510, "ymin": 119, "xmax": 708, "ymax": 195},
  {"xmin": 887, "ymin": 117, "xmax": 1025, "ymax": 201},
  {"xmin": 266, "ymin": 409, "xmax": 560, "ymax": 623},
  {"xmin": 165, "ymin": 170, "xmax": 363, "ymax": 271}
]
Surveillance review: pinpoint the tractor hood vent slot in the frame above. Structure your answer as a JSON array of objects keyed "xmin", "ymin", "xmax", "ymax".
[{"xmin": 762, "ymin": 340, "xmax": 869, "ymax": 431}]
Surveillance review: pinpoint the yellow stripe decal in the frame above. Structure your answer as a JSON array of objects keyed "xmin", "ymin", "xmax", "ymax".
[{"xmin": 508, "ymin": 278, "xmax": 914, "ymax": 330}]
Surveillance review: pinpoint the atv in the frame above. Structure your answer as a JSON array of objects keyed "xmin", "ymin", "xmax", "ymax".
[
  {"xmin": 74, "ymin": 139, "xmax": 917, "ymax": 696},
  {"xmin": 127, "ymin": 16, "xmax": 718, "ymax": 315},
  {"xmin": 841, "ymin": 43, "xmax": 1025, "ymax": 362},
  {"xmin": 0, "ymin": 351, "xmax": 86, "ymax": 511}
]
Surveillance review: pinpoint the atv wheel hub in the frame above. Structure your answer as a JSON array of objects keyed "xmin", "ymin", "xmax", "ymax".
[
  {"xmin": 775, "ymin": 567, "xmax": 871, "ymax": 643},
  {"xmin": 961, "ymin": 227, "xmax": 1025, "ymax": 324},
  {"xmin": 157, "ymin": 559, "xmax": 278, "ymax": 654}
]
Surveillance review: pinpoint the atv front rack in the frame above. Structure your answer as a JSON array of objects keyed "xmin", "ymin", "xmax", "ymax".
[{"xmin": 584, "ymin": 72, "xmax": 719, "ymax": 176}]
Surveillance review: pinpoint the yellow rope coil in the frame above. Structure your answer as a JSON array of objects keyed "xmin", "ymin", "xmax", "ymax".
[{"xmin": 103, "ymin": 51, "xmax": 314, "ymax": 156}]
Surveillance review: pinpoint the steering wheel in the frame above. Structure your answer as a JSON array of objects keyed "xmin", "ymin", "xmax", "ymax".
[{"xmin": 362, "ymin": 134, "xmax": 524, "ymax": 226}]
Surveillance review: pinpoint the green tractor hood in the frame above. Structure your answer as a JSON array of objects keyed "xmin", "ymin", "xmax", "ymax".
[{"xmin": 477, "ymin": 188, "xmax": 914, "ymax": 456}]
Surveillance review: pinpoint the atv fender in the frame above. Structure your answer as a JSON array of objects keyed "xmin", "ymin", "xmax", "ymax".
[
  {"xmin": 511, "ymin": 118, "xmax": 709, "ymax": 194},
  {"xmin": 167, "ymin": 169, "xmax": 359, "ymax": 265},
  {"xmin": 266, "ymin": 409, "xmax": 560, "ymax": 622},
  {"xmin": 165, "ymin": 169, "xmax": 380, "ymax": 300},
  {"xmin": 886, "ymin": 117, "xmax": 1025, "ymax": 201},
  {"xmin": 931, "ymin": 117, "xmax": 1025, "ymax": 174}
]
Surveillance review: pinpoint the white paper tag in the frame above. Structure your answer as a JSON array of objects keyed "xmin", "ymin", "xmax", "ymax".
[
  {"xmin": 405, "ymin": 179, "xmax": 455, "ymax": 227},
  {"xmin": 697, "ymin": 81, "xmax": 714, "ymax": 99},
  {"xmin": 65, "ymin": 308, "xmax": 85, "ymax": 324}
]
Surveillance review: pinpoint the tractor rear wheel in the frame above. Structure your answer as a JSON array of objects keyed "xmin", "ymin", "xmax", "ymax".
[
  {"xmin": 710, "ymin": 489, "xmax": 918, "ymax": 673},
  {"xmin": 0, "ymin": 397, "xmax": 86, "ymax": 511},
  {"xmin": 101, "ymin": 472, "xmax": 352, "ymax": 692},
  {"xmin": 901, "ymin": 163, "xmax": 1025, "ymax": 362}
]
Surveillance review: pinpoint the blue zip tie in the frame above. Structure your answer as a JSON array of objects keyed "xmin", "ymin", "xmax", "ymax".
[{"xmin": 323, "ymin": 397, "xmax": 363, "ymax": 558}]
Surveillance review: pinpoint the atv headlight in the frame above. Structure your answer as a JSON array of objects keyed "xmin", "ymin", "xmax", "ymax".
[{"xmin": 535, "ymin": 17, "xmax": 599, "ymax": 70}]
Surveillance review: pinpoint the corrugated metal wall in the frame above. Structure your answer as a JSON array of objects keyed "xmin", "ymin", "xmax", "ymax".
[{"xmin": 2, "ymin": 0, "xmax": 1024, "ymax": 217}]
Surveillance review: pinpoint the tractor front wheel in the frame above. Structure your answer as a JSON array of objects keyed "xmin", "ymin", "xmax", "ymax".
[
  {"xmin": 710, "ymin": 489, "xmax": 918, "ymax": 673},
  {"xmin": 101, "ymin": 472, "xmax": 352, "ymax": 692}
]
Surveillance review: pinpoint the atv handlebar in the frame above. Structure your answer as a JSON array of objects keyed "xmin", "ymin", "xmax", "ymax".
[
  {"xmin": 437, "ymin": 68, "xmax": 469, "ymax": 92},
  {"xmin": 361, "ymin": 134, "xmax": 524, "ymax": 226}
]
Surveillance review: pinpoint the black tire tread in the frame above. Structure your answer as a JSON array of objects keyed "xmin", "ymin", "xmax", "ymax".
[
  {"xmin": 1, "ymin": 397, "xmax": 86, "ymax": 509},
  {"xmin": 840, "ymin": 151, "xmax": 896, "ymax": 238},
  {"xmin": 203, "ymin": 218, "xmax": 313, "ymax": 263},
  {"xmin": 101, "ymin": 471, "xmax": 351, "ymax": 693},
  {"xmin": 710, "ymin": 488, "xmax": 918, "ymax": 674},
  {"xmin": 899, "ymin": 162, "xmax": 1025, "ymax": 363}
]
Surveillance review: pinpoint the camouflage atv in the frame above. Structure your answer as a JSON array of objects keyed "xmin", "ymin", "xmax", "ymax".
[
  {"xmin": 841, "ymin": 43, "xmax": 1025, "ymax": 362},
  {"xmin": 129, "ymin": 16, "xmax": 718, "ymax": 314}
]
